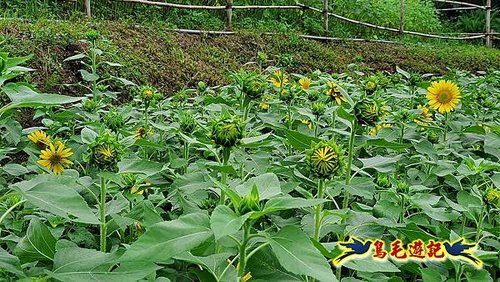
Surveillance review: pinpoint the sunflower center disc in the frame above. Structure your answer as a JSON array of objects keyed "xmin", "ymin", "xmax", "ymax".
[{"xmin": 438, "ymin": 91, "xmax": 451, "ymax": 103}]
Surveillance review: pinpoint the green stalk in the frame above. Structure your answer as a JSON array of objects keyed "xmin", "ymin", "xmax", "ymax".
[
  {"xmin": 91, "ymin": 41, "xmax": 98, "ymax": 92},
  {"xmin": 399, "ymin": 122, "xmax": 405, "ymax": 144},
  {"xmin": 475, "ymin": 205, "xmax": 485, "ymax": 242},
  {"xmin": 183, "ymin": 139, "xmax": 189, "ymax": 174},
  {"xmin": 342, "ymin": 122, "xmax": 356, "ymax": 210},
  {"xmin": 219, "ymin": 147, "xmax": 231, "ymax": 205},
  {"xmin": 313, "ymin": 179, "xmax": 326, "ymax": 241},
  {"xmin": 0, "ymin": 199, "xmax": 26, "ymax": 225},
  {"xmin": 99, "ymin": 176, "xmax": 107, "ymax": 252},
  {"xmin": 443, "ymin": 112, "xmax": 449, "ymax": 143},
  {"xmin": 238, "ymin": 222, "xmax": 251, "ymax": 281}
]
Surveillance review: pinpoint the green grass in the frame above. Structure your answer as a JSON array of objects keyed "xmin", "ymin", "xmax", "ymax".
[{"xmin": 1, "ymin": 18, "xmax": 499, "ymax": 96}]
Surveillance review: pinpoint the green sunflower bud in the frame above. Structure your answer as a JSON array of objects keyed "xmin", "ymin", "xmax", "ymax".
[
  {"xmin": 397, "ymin": 181, "xmax": 409, "ymax": 192},
  {"xmin": 200, "ymin": 197, "xmax": 218, "ymax": 213},
  {"xmin": 179, "ymin": 111, "xmax": 197, "ymax": 134},
  {"xmin": 305, "ymin": 140, "xmax": 345, "ymax": 179},
  {"xmin": 426, "ymin": 129, "xmax": 440, "ymax": 144},
  {"xmin": 238, "ymin": 185, "xmax": 261, "ymax": 214},
  {"xmin": 197, "ymin": 81, "xmax": 207, "ymax": 92},
  {"xmin": 278, "ymin": 88, "xmax": 294, "ymax": 103},
  {"xmin": 103, "ymin": 107, "xmax": 125, "ymax": 132},
  {"xmin": 243, "ymin": 78, "xmax": 267, "ymax": 99},
  {"xmin": 139, "ymin": 85, "xmax": 159, "ymax": 102},
  {"xmin": 376, "ymin": 174, "xmax": 391, "ymax": 188},
  {"xmin": 82, "ymin": 97, "xmax": 100, "ymax": 112},
  {"xmin": 210, "ymin": 115, "xmax": 244, "ymax": 148},
  {"xmin": 354, "ymin": 98, "xmax": 384, "ymax": 126},
  {"xmin": 85, "ymin": 30, "xmax": 100, "ymax": 43},
  {"xmin": 257, "ymin": 51, "xmax": 268, "ymax": 63},
  {"xmin": 363, "ymin": 76, "xmax": 378, "ymax": 94},
  {"xmin": 485, "ymin": 186, "xmax": 500, "ymax": 208},
  {"xmin": 311, "ymin": 101, "xmax": 326, "ymax": 117},
  {"xmin": 87, "ymin": 131, "xmax": 124, "ymax": 171}
]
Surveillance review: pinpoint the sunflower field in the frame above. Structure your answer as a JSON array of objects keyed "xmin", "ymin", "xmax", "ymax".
[{"xmin": 0, "ymin": 32, "xmax": 499, "ymax": 282}]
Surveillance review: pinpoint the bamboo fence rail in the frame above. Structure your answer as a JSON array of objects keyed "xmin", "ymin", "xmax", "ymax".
[{"xmin": 79, "ymin": 0, "xmax": 495, "ymax": 46}]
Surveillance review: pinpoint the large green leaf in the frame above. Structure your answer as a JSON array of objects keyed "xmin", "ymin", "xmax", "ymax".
[
  {"xmin": 343, "ymin": 257, "xmax": 400, "ymax": 273},
  {"xmin": 269, "ymin": 225, "xmax": 336, "ymax": 282},
  {"xmin": 0, "ymin": 83, "xmax": 83, "ymax": 116},
  {"xmin": 174, "ymin": 252, "xmax": 236, "ymax": 281},
  {"xmin": 235, "ymin": 173, "xmax": 281, "ymax": 199},
  {"xmin": 11, "ymin": 175, "xmax": 99, "ymax": 224},
  {"xmin": 49, "ymin": 240, "xmax": 158, "ymax": 282},
  {"xmin": 120, "ymin": 213, "xmax": 213, "ymax": 263},
  {"xmin": 256, "ymin": 197, "xmax": 325, "ymax": 217},
  {"xmin": 0, "ymin": 248, "xmax": 25, "ymax": 277},
  {"xmin": 284, "ymin": 129, "xmax": 320, "ymax": 151},
  {"xmin": 358, "ymin": 155, "xmax": 401, "ymax": 173},
  {"xmin": 14, "ymin": 218, "xmax": 56, "ymax": 263},
  {"xmin": 210, "ymin": 205, "xmax": 251, "ymax": 240},
  {"xmin": 117, "ymin": 159, "xmax": 169, "ymax": 177}
]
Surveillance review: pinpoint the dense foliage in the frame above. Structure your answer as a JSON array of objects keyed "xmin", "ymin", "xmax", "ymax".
[{"xmin": 0, "ymin": 32, "xmax": 499, "ymax": 281}]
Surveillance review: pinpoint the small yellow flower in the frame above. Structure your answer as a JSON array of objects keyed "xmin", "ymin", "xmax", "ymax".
[
  {"xmin": 365, "ymin": 81, "xmax": 376, "ymax": 90},
  {"xmin": 259, "ymin": 102, "xmax": 270, "ymax": 110},
  {"xmin": 299, "ymin": 77, "xmax": 311, "ymax": 90},
  {"xmin": 270, "ymin": 70, "xmax": 288, "ymax": 88},
  {"xmin": 143, "ymin": 89, "xmax": 153, "ymax": 98},
  {"xmin": 325, "ymin": 82, "xmax": 345, "ymax": 105},
  {"xmin": 37, "ymin": 142, "xmax": 73, "ymax": 175},
  {"xmin": 369, "ymin": 123, "xmax": 392, "ymax": 136},
  {"xmin": 301, "ymin": 119, "xmax": 313, "ymax": 130},
  {"xmin": 426, "ymin": 80, "xmax": 461, "ymax": 113},
  {"xmin": 242, "ymin": 272, "xmax": 252, "ymax": 282},
  {"xmin": 28, "ymin": 130, "xmax": 50, "ymax": 149},
  {"xmin": 130, "ymin": 185, "xmax": 144, "ymax": 195},
  {"xmin": 414, "ymin": 105, "xmax": 433, "ymax": 126},
  {"xmin": 97, "ymin": 145, "xmax": 114, "ymax": 160},
  {"xmin": 135, "ymin": 127, "xmax": 152, "ymax": 140}
]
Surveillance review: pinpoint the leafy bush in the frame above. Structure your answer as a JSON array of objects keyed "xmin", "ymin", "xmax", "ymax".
[
  {"xmin": 331, "ymin": 0, "xmax": 442, "ymax": 34},
  {"xmin": 454, "ymin": 9, "xmax": 500, "ymax": 33}
]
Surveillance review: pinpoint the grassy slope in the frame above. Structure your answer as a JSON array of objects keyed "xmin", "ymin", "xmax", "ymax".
[{"xmin": 1, "ymin": 19, "xmax": 499, "ymax": 96}]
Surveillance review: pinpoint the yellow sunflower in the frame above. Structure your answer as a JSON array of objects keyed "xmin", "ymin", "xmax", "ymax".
[
  {"xmin": 37, "ymin": 142, "xmax": 73, "ymax": 175},
  {"xmin": 270, "ymin": 70, "xmax": 288, "ymax": 88},
  {"xmin": 28, "ymin": 130, "xmax": 50, "ymax": 149},
  {"xmin": 325, "ymin": 82, "xmax": 346, "ymax": 105},
  {"xmin": 130, "ymin": 185, "xmax": 144, "ymax": 195},
  {"xmin": 97, "ymin": 145, "xmax": 115, "ymax": 160},
  {"xmin": 299, "ymin": 77, "xmax": 311, "ymax": 90},
  {"xmin": 426, "ymin": 80, "xmax": 461, "ymax": 113},
  {"xmin": 242, "ymin": 272, "xmax": 252, "ymax": 282},
  {"xmin": 369, "ymin": 123, "xmax": 392, "ymax": 136},
  {"xmin": 414, "ymin": 105, "xmax": 433, "ymax": 126},
  {"xmin": 301, "ymin": 119, "xmax": 313, "ymax": 130}
]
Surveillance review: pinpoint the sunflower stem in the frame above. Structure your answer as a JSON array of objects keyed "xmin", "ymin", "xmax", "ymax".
[
  {"xmin": 99, "ymin": 176, "xmax": 107, "ymax": 252},
  {"xmin": 399, "ymin": 122, "xmax": 405, "ymax": 144},
  {"xmin": 237, "ymin": 222, "xmax": 251, "ymax": 280},
  {"xmin": 313, "ymin": 179, "xmax": 326, "ymax": 241},
  {"xmin": 183, "ymin": 139, "xmax": 189, "ymax": 174},
  {"xmin": 343, "ymin": 121, "xmax": 356, "ymax": 210},
  {"xmin": 443, "ymin": 112, "xmax": 448, "ymax": 143},
  {"xmin": 219, "ymin": 147, "xmax": 231, "ymax": 205}
]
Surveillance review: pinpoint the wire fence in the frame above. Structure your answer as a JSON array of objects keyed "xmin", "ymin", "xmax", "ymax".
[{"xmin": 80, "ymin": 0, "xmax": 497, "ymax": 46}]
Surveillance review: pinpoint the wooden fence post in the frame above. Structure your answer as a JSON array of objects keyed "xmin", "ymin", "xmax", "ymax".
[
  {"xmin": 399, "ymin": 0, "xmax": 405, "ymax": 35},
  {"xmin": 485, "ymin": 0, "xmax": 492, "ymax": 47},
  {"xmin": 322, "ymin": 0, "xmax": 329, "ymax": 33},
  {"xmin": 226, "ymin": 0, "xmax": 233, "ymax": 31},
  {"xmin": 84, "ymin": 0, "xmax": 91, "ymax": 17}
]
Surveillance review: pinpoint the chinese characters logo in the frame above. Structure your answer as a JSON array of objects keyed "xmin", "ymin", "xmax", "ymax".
[{"xmin": 332, "ymin": 237, "xmax": 482, "ymax": 268}]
